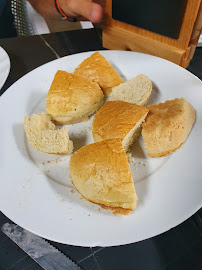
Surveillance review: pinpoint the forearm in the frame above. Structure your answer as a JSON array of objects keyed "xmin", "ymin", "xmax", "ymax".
[
  {"xmin": 28, "ymin": 0, "xmax": 60, "ymax": 19},
  {"xmin": 28, "ymin": 0, "xmax": 104, "ymax": 23}
]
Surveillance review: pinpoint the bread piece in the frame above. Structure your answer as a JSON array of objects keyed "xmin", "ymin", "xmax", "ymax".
[
  {"xmin": 69, "ymin": 138, "xmax": 138, "ymax": 215},
  {"xmin": 46, "ymin": 70, "xmax": 104, "ymax": 124},
  {"xmin": 74, "ymin": 52, "xmax": 123, "ymax": 96},
  {"xmin": 142, "ymin": 98, "xmax": 196, "ymax": 157},
  {"xmin": 109, "ymin": 74, "xmax": 152, "ymax": 106},
  {"xmin": 24, "ymin": 113, "xmax": 73, "ymax": 154},
  {"xmin": 92, "ymin": 101, "xmax": 149, "ymax": 151}
]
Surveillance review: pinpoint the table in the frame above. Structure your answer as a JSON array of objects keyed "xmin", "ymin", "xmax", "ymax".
[{"xmin": 0, "ymin": 28, "xmax": 201, "ymax": 270}]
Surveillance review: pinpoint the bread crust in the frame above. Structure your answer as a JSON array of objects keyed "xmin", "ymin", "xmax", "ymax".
[
  {"xmin": 46, "ymin": 70, "xmax": 104, "ymax": 124},
  {"xmin": 69, "ymin": 139, "xmax": 138, "ymax": 215},
  {"xmin": 142, "ymin": 98, "xmax": 196, "ymax": 157},
  {"xmin": 92, "ymin": 101, "xmax": 149, "ymax": 142},
  {"xmin": 74, "ymin": 52, "xmax": 123, "ymax": 96},
  {"xmin": 72, "ymin": 183, "xmax": 131, "ymax": 215}
]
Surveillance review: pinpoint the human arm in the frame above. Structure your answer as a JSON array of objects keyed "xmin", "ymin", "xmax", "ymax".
[{"xmin": 28, "ymin": 0, "xmax": 105, "ymax": 23}]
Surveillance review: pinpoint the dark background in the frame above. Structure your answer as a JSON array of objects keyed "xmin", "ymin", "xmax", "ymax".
[{"xmin": 112, "ymin": 0, "xmax": 188, "ymax": 39}]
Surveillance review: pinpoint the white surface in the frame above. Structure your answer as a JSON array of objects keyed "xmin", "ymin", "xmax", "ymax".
[
  {"xmin": 26, "ymin": 1, "xmax": 50, "ymax": 35},
  {"xmin": 0, "ymin": 46, "xmax": 10, "ymax": 90},
  {"xmin": 80, "ymin": 21, "xmax": 94, "ymax": 29},
  {"xmin": 26, "ymin": 1, "xmax": 93, "ymax": 35},
  {"xmin": 197, "ymin": 33, "xmax": 202, "ymax": 47},
  {"xmin": 0, "ymin": 51, "xmax": 202, "ymax": 247}
]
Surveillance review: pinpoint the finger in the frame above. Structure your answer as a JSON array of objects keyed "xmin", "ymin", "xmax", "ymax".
[{"xmin": 62, "ymin": 0, "xmax": 104, "ymax": 23}]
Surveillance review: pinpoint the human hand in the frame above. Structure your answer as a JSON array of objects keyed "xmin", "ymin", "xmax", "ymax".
[
  {"xmin": 59, "ymin": 0, "xmax": 106, "ymax": 23},
  {"xmin": 28, "ymin": 0, "xmax": 105, "ymax": 23}
]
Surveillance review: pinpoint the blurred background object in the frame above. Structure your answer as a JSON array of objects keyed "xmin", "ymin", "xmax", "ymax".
[
  {"xmin": 102, "ymin": 0, "xmax": 202, "ymax": 67},
  {"xmin": 8, "ymin": 0, "xmax": 202, "ymax": 48},
  {"xmin": 10, "ymin": 0, "xmax": 94, "ymax": 37}
]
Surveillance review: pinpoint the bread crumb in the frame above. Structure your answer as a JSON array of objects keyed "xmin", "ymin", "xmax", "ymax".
[
  {"xmin": 78, "ymin": 130, "xmax": 84, "ymax": 136},
  {"xmin": 60, "ymin": 199, "xmax": 65, "ymax": 202},
  {"xmin": 85, "ymin": 126, "xmax": 91, "ymax": 131},
  {"xmin": 137, "ymin": 161, "xmax": 147, "ymax": 166},
  {"xmin": 52, "ymin": 157, "xmax": 61, "ymax": 163},
  {"xmin": 69, "ymin": 189, "xmax": 74, "ymax": 193},
  {"xmin": 45, "ymin": 157, "xmax": 62, "ymax": 164},
  {"xmin": 127, "ymin": 152, "xmax": 135, "ymax": 163}
]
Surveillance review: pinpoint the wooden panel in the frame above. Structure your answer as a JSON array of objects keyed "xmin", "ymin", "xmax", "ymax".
[
  {"xmin": 103, "ymin": 25, "xmax": 188, "ymax": 66},
  {"xmin": 105, "ymin": 0, "xmax": 201, "ymax": 50},
  {"xmin": 188, "ymin": 2, "xmax": 202, "ymax": 59}
]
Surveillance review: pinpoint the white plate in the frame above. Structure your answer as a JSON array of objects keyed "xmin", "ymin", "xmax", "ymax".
[
  {"xmin": 0, "ymin": 46, "xmax": 10, "ymax": 89},
  {"xmin": 0, "ymin": 51, "xmax": 202, "ymax": 247}
]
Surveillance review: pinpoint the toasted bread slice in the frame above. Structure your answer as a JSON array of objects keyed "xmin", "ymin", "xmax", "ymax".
[
  {"xmin": 142, "ymin": 98, "xmax": 196, "ymax": 157},
  {"xmin": 109, "ymin": 74, "xmax": 152, "ymax": 106},
  {"xmin": 69, "ymin": 138, "xmax": 138, "ymax": 215},
  {"xmin": 46, "ymin": 70, "xmax": 104, "ymax": 124},
  {"xmin": 92, "ymin": 101, "xmax": 149, "ymax": 151},
  {"xmin": 74, "ymin": 52, "xmax": 123, "ymax": 96},
  {"xmin": 24, "ymin": 113, "xmax": 73, "ymax": 154}
]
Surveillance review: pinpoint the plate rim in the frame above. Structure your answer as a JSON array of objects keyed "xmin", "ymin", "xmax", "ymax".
[
  {"xmin": 0, "ymin": 50, "xmax": 202, "ymax": 247},
  {"xmin": 0, "ymin": 46, "xmax": 11, "ymax": 90}
]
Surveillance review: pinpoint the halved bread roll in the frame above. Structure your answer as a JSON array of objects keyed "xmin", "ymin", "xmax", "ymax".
[
  {"xmin": 142, "ymin": 98, "xmax": 196, "ymax": 157},
  {"xmin": 24, "ymin": 113, "xmax": 73, "ymax": 154},
  {"xmin": 109, "ymin": 74, "xmax": 152, "ymax": 106},
  {"xmin": 69, "ymin": 138, "xmax": 138, "ymax": 215},
  {"xmin": 46, "ymin": 70, "xmax": 104, "ymax": 124},
  {"xmin": 92, "ymin": 101, "xmax": 149, "ymax": 151},
  {"xmin": 74, "ymin": 52, "xmax": 123, "ymax": 96}
]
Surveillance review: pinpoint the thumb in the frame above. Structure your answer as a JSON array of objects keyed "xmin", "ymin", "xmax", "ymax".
[{"xmin": 62, "ymin": 0, "xmax": 103, "ymax": 23}]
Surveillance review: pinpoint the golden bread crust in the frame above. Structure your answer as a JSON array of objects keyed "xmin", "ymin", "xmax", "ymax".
[
  {"xmin": 74, "ymin": 52, "xmax": 123, "ymax": 96},
  {"xmin": 142, "ymin": 98, "xmax": 196, "ymax": 157},
  {"xmin": 72, "ymin": 184, "xmax": 132, "ymax": 215},
  {"xmin": 69, "ymin": 139, "xmax": 138, "ymax": 214},
  {"xmin": 92, "ymin": 101, "xmax": 149, "ymax": 142},
  {"xmin": 46, "ymin": 70, "xmax": 104, "ymax": 124}
]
